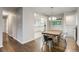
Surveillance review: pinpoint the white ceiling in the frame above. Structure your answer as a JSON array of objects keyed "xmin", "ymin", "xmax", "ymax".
[
  {"xmin": 33, "ymin": 7, "xmax": 78, "ymax": 16},
  {"xmin": 3, "ymin": 7, "xmax": 17, "ymax": 12},
  {"xmin": 2, "ymin": 7, "xmax": 78, "ymax": 16}
]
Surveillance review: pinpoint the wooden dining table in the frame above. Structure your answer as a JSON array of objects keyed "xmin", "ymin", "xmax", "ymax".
[
  {"xmin": 42, "ymin": 30, "xmax": 62, "ymax": 41},
  {"xmin": 42, "ymin": 30, "xmax": 62, "ymax": 36},
  {"xmin": 42, "ymin": 30, "xmax": 62, "ymax": 45}
]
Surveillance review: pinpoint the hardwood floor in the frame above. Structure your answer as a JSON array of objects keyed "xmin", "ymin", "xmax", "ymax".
[
  {"xmin": 65, "ymin": 37, "xmax": 79, "ymax": 52},
  {"xmin": 0, "ymin": 32, "xmax": 79, "ymax": 52},
  {"xmin": 1, "ymin": 32, "xmax": 42, "ymax": 52}
]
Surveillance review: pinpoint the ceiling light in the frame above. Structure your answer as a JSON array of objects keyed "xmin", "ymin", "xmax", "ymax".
[
  {"xmin": 52, "ymin": 17, "xmax": 57, "ymax": 21},
  {"xmin": 49, "ymin": 17, "xmax": 52, "ymax": 21}
]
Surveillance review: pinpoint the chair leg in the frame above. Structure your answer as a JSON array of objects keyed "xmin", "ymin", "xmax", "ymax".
[
  {"xmin": 41, "ymin": 41, "xmax": 49, "ymax": 52},
  {"xmin": 48, "ymin": 40, "xmax": 52, "ymax": 52}
]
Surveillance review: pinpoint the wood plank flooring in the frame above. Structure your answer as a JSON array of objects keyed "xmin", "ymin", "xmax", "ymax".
[
  {"xmin": 0, "ymin": 32, "xmax": 79, "ymax": 52},
  {"xmin": 65, "ymin": 37, "xmax": 79, "ymax": 52}
]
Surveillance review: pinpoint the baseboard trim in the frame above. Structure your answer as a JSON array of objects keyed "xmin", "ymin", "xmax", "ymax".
[
  {"xmin": 9, "ymin": 35, "xmax": 23, "ymax": 44},
  {"xmin": 0, "ymin": 44, "xmax": 3, "ymax": 48},
  {"xmin": 4, "ymin": 32, "xmax": 40, "ymax": 45},
  {"xmin": 3, "ymin": 32, "xmax": 23, "ymax": 44},
  {"xmin": 4, "ymin": 32, "xmax": 36, "ymax": 45}
]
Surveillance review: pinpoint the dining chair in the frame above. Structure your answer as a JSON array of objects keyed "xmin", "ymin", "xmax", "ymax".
[
  {"xmin": 43, "ymin": 34, "xmax": 49, "ymax": 44},
  {"xmin": 41, "ymin": 34, "xmax": 49, "ymax": 52},
  {"xmin": 48, "ymin": 38, "xmax": 53, "ymax": 51}
]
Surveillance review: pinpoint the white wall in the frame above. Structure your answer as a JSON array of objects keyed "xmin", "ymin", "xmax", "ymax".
[
  {"xmin": 7, "ymin": 13, "xmax": 16, "ymax": 37},
  {"xmin": 4, "ymin": 7, "xmax": 47, "ymax": 44},
  {"xmin": 0, "ymin": 8, "xmax": 3, "ymax": 47},
  {"xmin": 16, "ymin": 8, "xmax": 23, "ymax": 43},
  {"xmin": 76, "ymin": 8, "xmax": 79, "ymax": 46},
  {"xmin": 3, "ymin": 18, "xmax": 7, "ymax": 32},
  {"xmin": 63, "ymin": 12, "xmax": 76, "ymax": 39},
  {"xmin": 23, "ymin": 7, "xmax": 35, "ymax": 44},
  {"xmin": 4, "ymin": 8, "xmax": 23, "ymax": 44},
  {"xmin": 64, "ymin": 11, "xmax": 76, "ymax": 26}
]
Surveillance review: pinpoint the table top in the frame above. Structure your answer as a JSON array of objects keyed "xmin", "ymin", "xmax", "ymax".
[{"xmin": 42, "ymin": 30, "xmax": 62, "ymax": 36}]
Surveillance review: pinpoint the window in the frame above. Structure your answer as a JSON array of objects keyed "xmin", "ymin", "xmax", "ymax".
[
  {"xmin": 34, "ymin": 13, "xmax": 47, "ymax": 39},
  {"xmin": 49, "ymin": 16, "xmax": 62, "ymax": 25}
]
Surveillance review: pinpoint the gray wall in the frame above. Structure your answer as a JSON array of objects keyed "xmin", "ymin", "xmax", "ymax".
[
  {"xmin": 5, "ymin": 8, "xmax": 23, "ymax": 44},
  {"xmin": 23, "ymin": 7, "xmax": 34, "ymax": 44},
  {"xmin": 16, "ymin": 8, "xmax": 23, "ymax": 43},
  {"xmin": 63, "ymin": 12, "xmax": 76, "ymax": 38},
  {"xmin": 76, "ymin": 8, "xmax": 79, "ymax": 46},
  {"xmin": 0, "ymin": 8, "xmax": 3, "ymax": 47}
]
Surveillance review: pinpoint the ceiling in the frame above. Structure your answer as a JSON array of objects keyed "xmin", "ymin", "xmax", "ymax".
[
  {"xmin": 2, "ymin": 7, "xmax": 78, "ymax": 16},
  {"xmin": 33, "ymin": 7, "xmax": 78, "ymax": 16},
  {"xmin": 2, "ymin": 7, "xmax": 21, "ymax": 16},
  {"xmin": 3, "ymin": 7, "xmax": 18, "ymax": 12}
]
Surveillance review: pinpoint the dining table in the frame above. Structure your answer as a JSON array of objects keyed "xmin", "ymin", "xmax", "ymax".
[
  {"xmin": 42, "ymin": 30, "xmax": 62, "ymax": 42},
  {"xmin": 42, "ymin": 30, "xmax": 62, "ymax": 51},
  {"xmin": 42, "ymin": 30, "xmax": 62, "ymax": 36}
]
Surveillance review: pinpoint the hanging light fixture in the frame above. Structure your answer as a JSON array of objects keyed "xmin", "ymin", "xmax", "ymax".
[{"xmin": 48, "ymin": 17, "xmax": 52, "ymax": 21}]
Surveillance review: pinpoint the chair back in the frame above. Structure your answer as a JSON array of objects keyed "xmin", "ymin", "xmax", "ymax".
[{"xmin": 43, "ymin": 35, "xmax": 48, "ymax": 41}]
